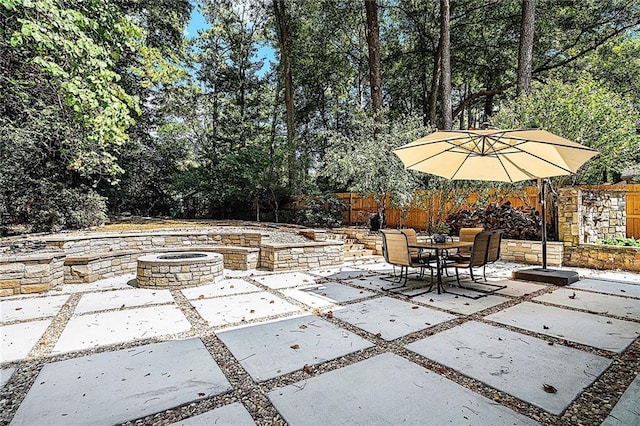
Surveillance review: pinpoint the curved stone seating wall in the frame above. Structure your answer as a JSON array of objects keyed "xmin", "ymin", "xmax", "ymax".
[
  {"xmin": 42, "ymin": 230, "xmax": 264, "ymax": 254},
  {"xmin": 260, "ymin": 241, "xmax": 343, "ymax": 271},
  {"xmin": 136, "ymin": 252, "xmax": 224, "ymax": 288},
  {"xmin": 0, "ymin": 252, "xmax": 65, "ymax": 296}
]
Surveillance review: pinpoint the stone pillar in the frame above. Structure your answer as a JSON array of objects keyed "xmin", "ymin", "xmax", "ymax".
[{"xmin": 558, "ymin": 188, "xmax": 580, "ymax": 248}]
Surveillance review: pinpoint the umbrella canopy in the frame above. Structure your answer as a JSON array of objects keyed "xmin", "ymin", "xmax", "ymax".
[{"xmin": 392, "ymin": 129, "xmax": 599, "ymax": 183}]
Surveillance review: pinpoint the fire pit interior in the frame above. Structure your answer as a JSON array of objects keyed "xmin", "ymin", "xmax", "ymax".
[{"xmin": 136, "ymin": 252, "xmax": 223, "ymax": 288}]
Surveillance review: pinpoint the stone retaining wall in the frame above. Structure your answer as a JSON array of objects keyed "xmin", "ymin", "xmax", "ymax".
[
  {"xmin": 0, "ymin": 252, "xmax": 65, "ymax": 296},
  {"xmin": 499, "ymin": 239, "xmax": 563, "ymax": 266},
  {"xmin": 563, "ymin": 244, "xmax": 640, "ymax": 271},
  {"xmin": 260, "ymin": 241, "xmax": 343, "ymax": 271},
  {"xmin": 42, "ymin": 231, "xmax": 264, "ymax": 254}
]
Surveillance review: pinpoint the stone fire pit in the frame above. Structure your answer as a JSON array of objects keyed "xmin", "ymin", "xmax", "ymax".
[{"xmin": 136, "ymin": 252, "xmax": 224, "ymax": 288}]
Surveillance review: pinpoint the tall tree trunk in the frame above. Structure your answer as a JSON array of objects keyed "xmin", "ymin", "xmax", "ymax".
[
  {"xmin": 428, "ymin": 39, "xmax": 442, "ymax": 126},
  {"xmin": 439, "ymin": 0, "xmax": 452, "ymax": 130},
  {"xmin": 273, "ymin": 0, "xmax": 296, "ymax": 188},
  {"xmin": 364, "ymin": 0, "xmax": 383, "ymax": 115},
  {"xmin": 517, "ymin": 0, "xmax": 536, "ymax": 96}
]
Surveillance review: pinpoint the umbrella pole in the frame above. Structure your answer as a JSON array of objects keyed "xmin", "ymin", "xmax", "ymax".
[
  {"xmin": 540, "ymin": 178, "xmax": 548, "ymax": 270},
  {"xmin": 514, "ymin": 178, "xmax": 578, "ymax": 285}
]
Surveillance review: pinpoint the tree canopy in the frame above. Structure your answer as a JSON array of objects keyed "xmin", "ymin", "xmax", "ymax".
[{"xmin": 1, "ymin": 0, "xmax": 639, "ymax": 232}]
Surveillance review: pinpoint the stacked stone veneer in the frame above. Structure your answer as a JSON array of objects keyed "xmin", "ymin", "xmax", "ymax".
[
  {"xmin": 43, "ymin": 231, "xmax": 263, "ymax": 254},
  {"xmin": 136, "ymin": 252, "xmax": 224, "ymax": 288},
  {"xmin": 0, "ymin": 252, "xmax": 65, "ymax": 296},
  {"xmin": 499, "ymin": 240, "xmax": 563, "ymax": 266},
  {"xmin": 260, "ymin": 241, "xmax": 343, "ymax": 271},
  {"xmin": 559, "ymin": 187, "xmax": 639, "ymax": 270}
]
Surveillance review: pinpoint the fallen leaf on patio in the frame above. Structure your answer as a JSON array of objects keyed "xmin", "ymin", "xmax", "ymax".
[
  {"xmin": 607, "ymin": 320, "xmax": 612, "ymax": 324},
  {"xmin": 290, "ymin": 344, "xmax": 300, "ymax": 350},
  {"xmin": 543, "ymin": 325, "xmax": 550, "ymax": 330},
  {"xmin": 303, "ymin": 364, "xmax": 313, "ymax": 374},
  {"xmin": 269, "ymin": 300, "xmax": 275, "ymax": 304},
  {"xmin": 198, "ymin": 295, "xmax": 204, "ymax": 299},
  {"xmin": 389, "ymin": 319, "xmax": 396, "ymax": 322},
  {"xmin": 322, "ymin": 293, "xmax": 327, "ymax": 296},
  {"xmin": 543, "ymin": 384, "xmax": 557, "ymax": 393},
  {"xmin": 303, "ymin": 279, "xmax": 309, "ymax": 282},
  {"xmin": 360, "ymin": 291, "xmax": 363, "ymax": 294},
  {"xmin": 230, "ymin": 285, "xmax": 235, "ymax": 288},
  {"xmin": 249, "ymin": 309, "xmax": 255, "ymax": 313},
  {"xmin": 620, "ymin": 289, "xmax": 626, "ymax": 293},
  {"xmin": 464, "ymin": 302, "xmax": 470, "ymax": 306},
  {"xmin": 326, "ymin": 310, "xmax": 334, "ymax": 318},
  {"xmin": 39, "ymin": 340, "xmax": 46, "ymax": 345},
  {"xmin": 197, "ymin": 392, "xmax": 205, "ymax": 397},
  {"xmin": 498, "ymin": 337, "xmax": 503, "ymax": 341},
  {"xmin": 312, "ymin": 308, "xmax": 321, "ymax": 315},
  {"xmin": 411, "ymin": 306, "xmax": 419, "ymax": 310},
  {"xmin": 548, "ymin": 342, "xmax": 554, "ymax": 346},
  {"xmin": 375, "ymin": 332, "xmax": 382, "ymax": 337},
  {"xmin": 120, "ymin": 304, "xmax": 126, "ymax": 310},
  {"xmin": 429, "ymin": 299, "xmax": 434, "ymax": 302},
  {"xmin": 15, "ymin": 307, "xmax": 22, "ymax": 311},
  {"xmin": 569, "ymin": 292, "xmax": 576, "ymax": 299},
  {"xmin": 299, "ymin": 324, "xmax": 308, "ymax": 329}
]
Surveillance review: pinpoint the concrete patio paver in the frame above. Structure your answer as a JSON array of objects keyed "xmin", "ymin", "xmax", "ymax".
[
  {"xmin": 1, "ymin": 295, "xmax": 70, "ymax": 322},
  {"xmin": 11, "ymin": 338, "xmax": 231, "ymax": 426},
  {"xmin": 190, "ymin": 291, "xmax": 301, "ymax": 327},
  {"xmin": 180, "ymin": 279, "xmax": 261, "ymax": 300},
  {"xmin": 1, "ymin": 368, "xmax": 15, "ymax": 388},
  {"xmin": 74, "ymin": 289, "xmax": 174, "ymax": 314},
  {"xmin": 406, "ymin": 321, "xmax": 611, "ymax": 415},
  {"xmin": 413, "ymin": 287, "xmax": 509, "ymax": 315},
  {"xmin": 602, "ymin": 370, "xmax": 640, "ymax": 426},
  {"xmin": 310, "ymin": 266, "xmax": 371, "ymax": 280},
  {"xmin": 570, "ymin": 278, "xmax": 640, "ymax": 298},
  {"xmin": 1, "ymin": 320, "xmax": 51, "ymax": 362},
  {"xmin": 534, "ymin": 288, "xmax": 640, "ymax": 320},
  {"xmin": 283, "ymin": 282, "xmax": 376, "ymax": 308},
  {"xmin": 485, "ymin": 301, "xmax": 640, "ymax": 353},
  {"xmin": 216, "ymin": 315, "xmax": 373, "ymax": 382},
  {"xmin": 332, "ymin": 296, "xmax": 456, "ymax": 340},
  {"xmin": 53, "ymin": 305, "xmax": 191, "ymax": 354},
  {"xmin": 268, "ymin": 352, "xmax": 538, "ymax": 425},
  {"xmin": 251, "ymin": 272, "xmax": 318, "ymax": 289},
  {"xmin": 171, "ymin": 402, "xmax": 256, "ymax": 426}
]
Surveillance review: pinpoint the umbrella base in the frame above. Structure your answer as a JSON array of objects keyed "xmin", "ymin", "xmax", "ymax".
[{"xmin": 513, "ymin": 268, "xmax": 579, "ymax": 286}]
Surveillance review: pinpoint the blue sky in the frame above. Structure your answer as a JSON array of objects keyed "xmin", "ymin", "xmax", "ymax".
[
  {"xmin": 185, "ymin": 5, "xmax": 210, "ymax": 39},
  {"xmin": 185, "ymin": 5, "xmax": 275, "ymax": 75}
]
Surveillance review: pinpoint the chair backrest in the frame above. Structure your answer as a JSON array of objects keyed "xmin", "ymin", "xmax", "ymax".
[
  {"xmin": 469, "ymin": 231, "xmax": 492, "ymax": 267},
  {"xmin": 459, "ymin": 227, "xmax": 484, "ymax": 243},
  {"xmin": 381, "ymin": 230, "xmax": 411, "ymax": 267},
  {"xmin": 458, "ymin": 227, "xmax": 484, "ymax": 255},
  {"xmin": 400, "ymin": 228, "xmax": 420, "ymax": 257},
  {"xmin": 486, "ymin": 230, "xmax": 503, "ymax": 263},
  {"xmin": 380, "ymin": 229, "xmax": 398, "ymax": 264}
]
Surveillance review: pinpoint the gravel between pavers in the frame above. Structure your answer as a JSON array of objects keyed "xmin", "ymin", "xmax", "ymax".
[{"xmin": 1, "ymin": 254, "xmax": 639, "ymax": 425}]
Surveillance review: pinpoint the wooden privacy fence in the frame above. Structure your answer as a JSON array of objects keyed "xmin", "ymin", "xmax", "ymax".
[
  {"xmin": 336, "ymin": 187, "xmax": 542, "ymax": 231},
  {"xmin": 336, "ymin": 184, "xmax": 640, "ymax": 237}
]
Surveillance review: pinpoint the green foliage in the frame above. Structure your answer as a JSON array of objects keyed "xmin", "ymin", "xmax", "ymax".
[
  {"xmin": 601, "ymin": 237, "xmax": 640, "ymax": 247},
  {"xmin": 493, "ymin": 75, "xmax": 640, "ymax": 184},
  {"xmin": 18, "ymin": 185, "xmax": 106, "ymax": 233},
  {"xmin": 320, "ymin": 110, "xmax": 431, "ymax": 209},
  {"xmin": 295, "ymin": 194, "xmax": 346, "ymax": 228}
]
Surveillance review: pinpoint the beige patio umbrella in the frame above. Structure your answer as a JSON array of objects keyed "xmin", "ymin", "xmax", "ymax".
[
  {"xmin": 392, "ymin": 128, "xmax": 599, "ymax": 284},
  {"xmin": 392, "ymin": 129, "xmax": 598, "ymax": 183}
]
